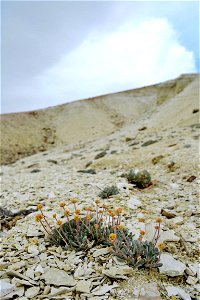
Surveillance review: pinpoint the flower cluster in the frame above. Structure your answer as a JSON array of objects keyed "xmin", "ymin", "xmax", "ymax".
[{"xmin": 35, "ymin": 200, "xmax": 163, "ymax": 269}]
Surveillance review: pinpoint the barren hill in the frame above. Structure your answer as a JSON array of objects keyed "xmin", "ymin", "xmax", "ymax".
[{"xmin": 1, "ymin": 73, "xmax": 199, "ymax": 165}]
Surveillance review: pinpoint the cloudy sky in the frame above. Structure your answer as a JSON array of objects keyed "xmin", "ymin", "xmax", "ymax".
[{"xmin": 1, "ymin": 1, "xmax": 199, "ymax": 114}]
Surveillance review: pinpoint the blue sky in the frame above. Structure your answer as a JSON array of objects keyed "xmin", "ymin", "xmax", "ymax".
[{"xmin": 1, "ymin": 1, "xmax": 199, "ymax": 113}]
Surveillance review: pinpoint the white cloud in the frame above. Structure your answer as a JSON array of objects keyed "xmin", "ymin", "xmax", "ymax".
[{"xmin": 4, "ymin": 18, "xmax": 196, "ymax": 112}]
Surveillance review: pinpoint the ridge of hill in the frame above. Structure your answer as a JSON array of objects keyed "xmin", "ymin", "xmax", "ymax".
[{"xmin": 0, "ymin": 73, "xmax": 199, "ymax": 165}]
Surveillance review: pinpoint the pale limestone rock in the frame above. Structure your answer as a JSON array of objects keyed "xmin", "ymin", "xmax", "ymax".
[
  {"xmin": 34, "ymin": 264, "xmax": 44, "ymax": 274},
  {"xmin": 139, "ymin": 282, "xmax": 161, "ymax": 299},
  {"xmin": 76, "ymin": 280, "xmax": 91, "ymax": 293},
  {"xmin": 159, "ymin": 253, "xmax": 186, "ymax": 276},
  {"xmin": 166, "ymin": 285, "xmax": 191, "ymax": 300},
  {"xmin": 8, "ymin": 260, "xmax": 26, "ymax": 271},
  {"xmin": 42, "ymin": 267, "xmax": 76, "ymax": 286},
  {"xmin": 93, "ymin": 248, "xmax": 109, "ymax": 258},
  {"xmin": 92, "ymin": 283, "xmax": 119, "ymax": 296},
  {"xmin": 186, "ymin": 263, "xmax": 199, "ymax": 277},
  {"xmin": 0, "ymin": 280, "xmax": 16, "ymax": 297},
  {"xmin": 127, "ymin": 196, "xmax": 142, "ymax": 209},
  {"xmin": 27, "ymin": 245, "xmax": 39, "ymax": 255},
  {"xmin": 161, "ymin": 230, "xmax": 180, "ymax": 242},
  {"xmin": 186, "ymin": 276, "xmax": 198, "ymax": 285},
  {"xmin": 25, "ymin": 286, "xmax": 40, "ymax": 298}
]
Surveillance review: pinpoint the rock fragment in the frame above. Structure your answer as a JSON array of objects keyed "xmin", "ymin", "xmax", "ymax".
[
  {"xmin": 41, "ymin": 267, "xmax": 77, "ymax": 286},
  {"xmin": 166, "ymin": 285, "xmax": 191, "ymax": 300},
  {"xmin": 159, "ymin": 253, "xmax": 186, "ymax": 276}
]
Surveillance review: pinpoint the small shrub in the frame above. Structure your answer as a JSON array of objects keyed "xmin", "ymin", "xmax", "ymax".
[
  {"xmin": 35, "ymin": 201, "xmax": 163, "ymax": 269},
  {"xmin": 98, "ymin": 185, "xmax": 119, "ymax": 198},
  {"xmin": 124, "ymin": 169, "xmax": 151, "ymax": 188}
]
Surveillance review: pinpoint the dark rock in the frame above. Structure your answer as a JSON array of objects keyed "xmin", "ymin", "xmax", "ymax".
[
  {"xmin": 161, "ymin": 209, "xmax": 176, "ymax": 219},
  {"xmin": 152, "ymin": 155, "xmax": 164, "ymax": 165},
  {"xmin": 138, "ymin": 126, "xmax": 147, "ymax": 131},
  {"xmin": 130, "ymin": 141, "xmax": 140, "ymax": 146},
  {"xmin": 85, "ymin": 161, "xmax": 93, "ymax": 168},
  {"xmin": 47, "ymin": 159, "xmax": 58, "ymax": 164},
  {"xmin": 186, "ymin": 176, "xmax": 196, "ymax": 182},
  {"xmin": 141, "ymin": 140, "xmax": 158, "ymax": 147},
  {"xmin": 110, "ymin": 150, "xmax": 117, "ymax": 154},
  {"xmin": 77, "ymin": 169, "xmax": 96, "ymax": 174},
  {"xmin": 30, "ymin": 169, "xmax": 41, "ymax": 173},
  {"xmin": 192, "ymin": 108, "xmax": 199, "ymax": 114},
  {"xmin": 94, "ymin": 151, "xmax": 107, "ymax": 159}
]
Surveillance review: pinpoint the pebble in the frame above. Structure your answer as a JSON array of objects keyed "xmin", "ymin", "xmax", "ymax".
[
  {"xmin": 186, "ymin": 276, "xmax": 198, "ymax": 285},
  {"xmin": 166, "ymin": 285, "xmax": 191, "ymax": 300},
  {"xmin": 159, "ymin": 253, "xmax": 186, "ymax": 276}
]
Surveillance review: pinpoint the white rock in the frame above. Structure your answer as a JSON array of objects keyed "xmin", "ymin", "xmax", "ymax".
[
  {"xmin": 27, "ymin": 245, "xmax": 39, "ymax": 255},
  {"xmin": 25, "ymin": 267, "xmax": 35, "ymax": 279},
  {"xmin": 159, "ymin": 253, "xmax": 186, "ymax": 276},
  {"xmin": 127, "ymin": 196, "xmax": 142, "ymax": 209},
  {"xmin": 74, "ymin": 265, "xmax": 85, "ymax": 279},
  {"xmin": 0, "ymin": 280, "xmax": 16, "ymax": 297},
  {"xmin": 25, "ymin": 286, "xmax": 40, "ymax": 298},
  {"xmin": 34, "ymin": 264, "xmax": 44, "ymax": 274},
  {"xmin": 76, "ymin": 280, "xmax": 91, "ymax": 293},
  {"xmin": 166, "ymin": 285, "xmax": 191, "ymax": 300},
  {"xmin": 2, "ymin": 286, "xmax": 24, "ymax": 299},
  {"xmin": 186, "ymin": 263, "xmax": 199, "ymax": 277},
  {"xmin": 186, "ymin": 276, "xmax": 198, "ymax": 285},
  {"xmin": 93, "ymin": 248, "xmax": 109, "ymax": 258},
  {"xmin": 9, "ymin": 260, "xmax": 26, "ymax": 271},
  {"xmin": 42, "ymin": 267, "xmax": 76, "ymax": 286},
  {"xmin": 92, "ymin": 283, "xmax": 118, "ymax": 296},
  {"xmin": 169, "ymin": 183, "xmax": 179, "ymax": 189},
  {"xmin": 27, "ymin": 225, "xmax": 43, "ymax": 237},
  {"xmin": 161, "ymin": 230, "xmax": 180, "ymax": 242},
  {"xmin": 139, "ymin": 282, "xmax": 161, "ymax": 299}
]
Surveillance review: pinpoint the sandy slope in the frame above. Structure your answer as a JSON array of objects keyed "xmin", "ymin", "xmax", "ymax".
[{"xmin": 1, "ymin": 74, "xmax": 198, "ymax": 165}]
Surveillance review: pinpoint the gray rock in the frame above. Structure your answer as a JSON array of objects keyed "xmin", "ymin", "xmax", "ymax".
[
  {"xmin": 166, "ymin": 285, "xmax": 191, "ymax": 300},
  {"xmin": 76, "ymin": 280, "xmax": 91, "ymax": 293},
  {"xmin": 28, "ymin": 245, "xmax": 39, "ymax": 255},
  {"xmin": 139, "ymin": 282, "xmax": 161, "ymax": 299},
  {"xmin": 127, "ymin": 196, "xmax": 142, "ymax": 209},
  {"xmin": 186, "ymin": 276, "xmax": 198, "ymax": 285},
  {"xmin": 159, "ymin": 253, "xmax": 186, "ymax": 276},
  {"xmin": 0, "ymin": 280, "xmax": 16, "ymax": 297},
  {"xmin": 42, "ymin": 267, "xmax": 77, "ymax": 286},
  {"xmin": 25, "ymin": 286, "xmax": 40, "ymax": 298},
  {"xmin": 161, "ymin": 230, "xmax": 180, "ymax": 242},
  {"xmin": 93, "ymin": 248, "xmax": 109, "ymax": 258},
  {"xmin": 92, "ymin": 283, "xmax": 119, "ymax": 296}
]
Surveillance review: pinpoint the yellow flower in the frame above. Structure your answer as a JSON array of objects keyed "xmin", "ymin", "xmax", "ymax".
[
  {"xmin": 85, "ymin": 215, "xmax": 91, "ymax": 221},
  {"xmin": 117, "ymin": 224, "xmax": 123, "ymax": 230},
  {"xmin": 156, "ymin": 217, "xmax": 162, "ymax": 223},
  {"xmin": 74, "ymin": 214, "xmax": 80, "ymax": 221},
  {"xmin": 64, "ymin": 209, "xmax": 70, "ymax": 215},
  {"xmin": 59, "ymin": 202, "xmax": 66, "ymax": 208},
  {"xmin": 109, "ymin": 233, "xmax": 117, "ymax": 242},
  {"xmin": 56, "ymin": 219, "xmax": 62, "ymax": 226},
  {"xmin": 157, "ymin": 242, "xmax": 166, "ymax": 251},
  {"xmin": 94, "ymin": 224, "xmax": 99, "ymax": 229},
  {"xmin": 52, "ymin": 213, "xmax": 57, "ymax": 219},
  {"xmin": 37, "ymin": 204, "xmax": 43, "ymax": 210},
  {"xmin": 35, "ymin": 213, "xmax": 44, "ymax": 222},
  {"xmin": 138, "ymin": 217, "xmax": 145, "ymax": 223},
  {"xmin": 115, "ymin": 207, "xmax": 122, "ymax": 214},
  {"xmin": 85, "ymin": 207, "xmax": 92, "ymax": 212},
  {"xmin": 70, "ymin": 198, "xmax": 78, "ymax": 204},
  {"xmin": 140, "ymin": 230, "xmax": 145, "ymax": 236},
  {"xmin": 94, "ymin": 199, "xmax": 100, "ymax": 205},
  {"xmin": 75, "ymin": 209, "xmax": 80, "ymax": 214},
  {"xmin": 102, "ymin": 204, "xmax": 107, "ymax": 209}
]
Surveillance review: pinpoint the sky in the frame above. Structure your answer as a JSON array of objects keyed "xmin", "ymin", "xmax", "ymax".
[{"xmin": 1, "ymin": 1, "xmax": 199, "ymax": 114}]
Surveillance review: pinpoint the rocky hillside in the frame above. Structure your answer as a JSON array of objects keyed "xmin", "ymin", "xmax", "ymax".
[
  {"xmin": 1, "ymin": 74, "xmax": 198, "ymax": 165},
  {"xmin": 0, "ymin": 73, "xmax": 199, "ymax": 299}
]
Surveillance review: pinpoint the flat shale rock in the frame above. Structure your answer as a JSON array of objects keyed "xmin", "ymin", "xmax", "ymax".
[
  {"xmin": 159, "ymin": 253, "xmax": 186, "ymax": 276},
  {"xmin": 41, "ymin": 267, "xmax": 77, "ymax": 286}
]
